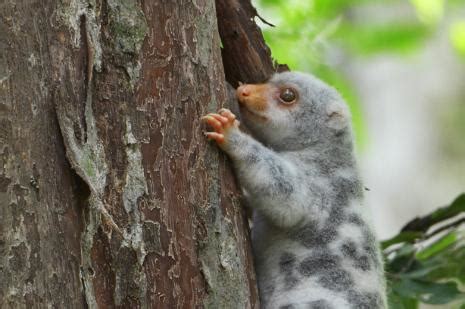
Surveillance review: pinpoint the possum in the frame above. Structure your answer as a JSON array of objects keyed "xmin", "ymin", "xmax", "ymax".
[{"xmin": 202, "ymin": 71, "xmax": 386, "ymax": 309}]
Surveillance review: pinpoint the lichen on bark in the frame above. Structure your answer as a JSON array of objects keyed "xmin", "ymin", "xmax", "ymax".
[
  {"xmin": 53, "ymin": 0, "xmax": 151, "ymax": 306},
  {"xmin": 107, "ymin": 0, "xmax": 148, "ymax": 56}
]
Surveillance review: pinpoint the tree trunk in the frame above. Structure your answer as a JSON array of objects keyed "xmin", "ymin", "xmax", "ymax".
[{"xmin": 1, "ymin": 0, "xmax": 280, "ymax": 307}]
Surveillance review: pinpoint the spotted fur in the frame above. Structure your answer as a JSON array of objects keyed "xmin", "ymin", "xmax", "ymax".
[{"xmin": 205, "ymin": 72, "xmax": 386, "ymax": 308}]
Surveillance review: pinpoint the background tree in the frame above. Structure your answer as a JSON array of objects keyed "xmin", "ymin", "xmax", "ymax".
[{"xmin": 0, "ymin": 0, "xmax": 282, "ymax": 307}]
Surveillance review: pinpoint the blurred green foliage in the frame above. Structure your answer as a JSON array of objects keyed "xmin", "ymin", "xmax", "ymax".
[
  {"xmin": 254, "ymin": 0, "xmax": 465, "ymax": 307},
  {"xmin": 254, "ymin": 0, "xmax": 465, "ymax": 147},
  {"xmin": 450, "ymin": 20, "xmax": 465, "ymax": 57},
  {"xmin": 410, "ymin": 0, "xmax": 444, "ymax": 25}
]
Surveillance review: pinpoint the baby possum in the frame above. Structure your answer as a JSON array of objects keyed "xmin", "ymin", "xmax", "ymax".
[{"xmin": 202, "ymin": 72, "xmax": 386, "ymax": 309}]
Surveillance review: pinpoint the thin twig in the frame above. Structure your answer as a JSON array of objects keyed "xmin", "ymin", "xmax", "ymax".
[{"xmin": 255, "ymin": 13, "xmax": 275, "ymax": 27}]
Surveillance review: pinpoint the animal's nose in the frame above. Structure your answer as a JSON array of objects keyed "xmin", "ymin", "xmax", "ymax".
[{"xmin": 237, "ymin": 84, "xmax": 251, "ymax": 98}]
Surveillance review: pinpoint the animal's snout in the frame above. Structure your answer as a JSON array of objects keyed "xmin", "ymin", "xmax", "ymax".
[{"xmin": 237, "ymin": 84, "xmax": 252, "ymax": 99}]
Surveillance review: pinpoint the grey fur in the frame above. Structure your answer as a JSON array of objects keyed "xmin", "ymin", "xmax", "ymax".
[
  {"xmin": 298, "ymin": 251, "xmax": 340, "ymax": 276},
  {"xmin": 279, "ymin": 305, "xmax": 295, "ymax": 309},
  {"xmin": 341, "ymin": 240, "xmax": 371, "ymax": 271},
  {"xmin": 318, "ymin": 268, "xmax": 354, "ymax": 291},
  {"xmin": 213, "ymin": 72, "xmax": 386, "ymax": 308},
  {"xmin": 307, "ymin": 299, "xmax": 334, "ymax": 309},
  {"xmin": 279, "ymin": 252, "xmax": 299, "ymax": 290},
  {"xmin": 347, "ymin": 290, "xmax": 383, "ymax": 308},
  {"xmin": 279, "ymin": 300, "xmax": 334, "ymax": 309}
]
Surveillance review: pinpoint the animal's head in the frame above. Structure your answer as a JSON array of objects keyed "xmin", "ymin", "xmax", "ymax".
[{"xmin": 236, "ymin": 71, "xmax": 352, "ymax": 151}]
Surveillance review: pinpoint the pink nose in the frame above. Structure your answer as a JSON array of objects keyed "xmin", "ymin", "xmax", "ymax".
[{"xmin": 237, "ymin": 84, "xmax": 251, "ymax": 97}]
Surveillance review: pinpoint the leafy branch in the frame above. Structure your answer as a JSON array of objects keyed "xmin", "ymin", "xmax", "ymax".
[{"xmin": 382, "ymin": 194, "xmax": 465, "ymax": 308}]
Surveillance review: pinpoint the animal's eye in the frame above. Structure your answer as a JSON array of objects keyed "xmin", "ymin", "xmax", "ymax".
[{"xmin": 279, "ymin": 88, "xmax": 296, "ymax": 103}]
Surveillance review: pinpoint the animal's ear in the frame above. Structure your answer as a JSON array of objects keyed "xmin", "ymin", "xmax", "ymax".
[{"xmin": 326, "ymin": 102, "xmax": 349, "ymax": 130}]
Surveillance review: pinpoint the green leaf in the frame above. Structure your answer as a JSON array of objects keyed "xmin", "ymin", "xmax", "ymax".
[
  {"xmin": 394, "ymin": 279, "xmax": 465, "ymax": 305},
  {"xmin": 383, "ymin": 195, "xmax": 465, "ymax": 307},
  {"xmin": 399, "ymin": 264, "xmax": 442, "ymax": 279},
  {"xmin": 419, "ymin": 238, "xmax": 465, "ymax": 283},
  {"xmin": 385, "ymin": 244, "xmax": 416, "ymax": 274},
  {"xmin": 401, "ymin": 194, "xmax": 465, "ymax": 233},
  {"xmin": 382, "ymin": 231, "xmax": 423, "ymax": 250},
  {"xmin": 430, "ymin": 194, "xmax": 465, "ymax": 222},
  {"xmin": 388, "ymin": 291, "xmax": 418, "ymax": 309},
  {"xmin": 416, "ymin": 231, "xmax": 457, "ymax": 260}
]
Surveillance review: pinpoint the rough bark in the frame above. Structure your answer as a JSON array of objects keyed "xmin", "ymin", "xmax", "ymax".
[
  {"xmin": 216, "ymin": 0, "xmax": 288, "ymax": 87},
  {"xmin": 1, "ymin": 0, "xmax": 279, "ymax": 307}
]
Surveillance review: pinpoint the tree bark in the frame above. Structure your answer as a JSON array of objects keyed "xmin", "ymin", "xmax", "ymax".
[
  {"xmin": 1, "ymin": 0, "xmax": 280, "ymax": 307},
  {"xmin": 216, "ymin": 0, "xmax": 289, "ymax": 87}
]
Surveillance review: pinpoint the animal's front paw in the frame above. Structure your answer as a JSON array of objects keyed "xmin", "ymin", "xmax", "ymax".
[{"xmin": 202, "ymin": 108, "xmax": 239, "ymax": 145}]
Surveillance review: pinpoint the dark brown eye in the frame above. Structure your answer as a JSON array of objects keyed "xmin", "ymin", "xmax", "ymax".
[{"xmin": 279, "ymin": 88, "xmax": 296, "ymax": 103}]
